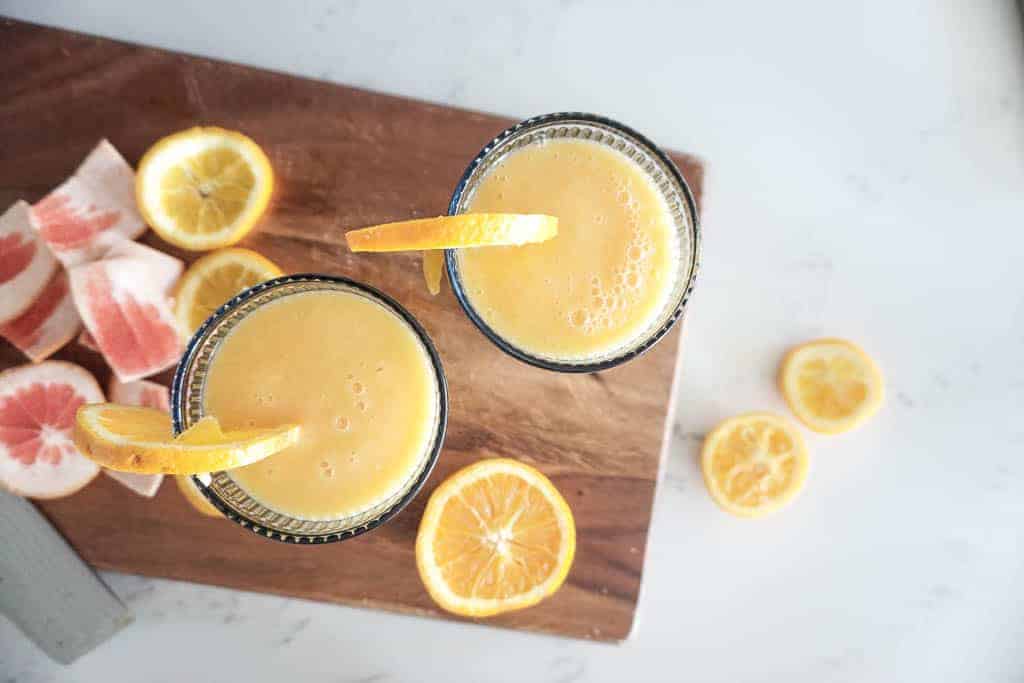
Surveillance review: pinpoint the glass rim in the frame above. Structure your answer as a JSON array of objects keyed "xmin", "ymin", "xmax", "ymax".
[
  {"xmin": 170, "ymin": 273, "xmax": 449, "ymax": 544},
  {"xmin": 445, "ymin": 111, "xmax": 702, "ymax": 373}
]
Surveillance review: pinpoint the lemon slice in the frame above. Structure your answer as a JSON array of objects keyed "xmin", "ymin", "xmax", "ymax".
[
  {"xmin": 779, "ymin": 338, "xmax": 884, "ymax": 434},
  {"xmin": 74, "ymin": 404, "xmax": 299, "ymax": 475},
  {"xmin": 701, "ymin": 413, "xmax": 809, "ymax": 518},
  {"xmin": 346, "ymin": 214, "xmax": 557, "ymax": 252},
  {"xmin": 416, "ymin": 458, "xmax": 575, "ymax": 617},
  {"xmin": 174, "ymin": 248, "xmax": 283, "ymax": 335},
  {"xmin": 136, "ymin": 127, "xmax": 273, "ymax": 251},
  {"xmin": 422, "ymin": 251, "xmax": 444, "ymax": 296},
  {"xmin": 174, "ymin": 475, "xmax": 222, "ymax": 518}
]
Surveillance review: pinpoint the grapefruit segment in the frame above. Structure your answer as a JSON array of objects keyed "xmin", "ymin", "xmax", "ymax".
[
  {"xmin": 32, "ymin": 140, "xmax": 146, "ymax": 267},
  {"xmin": 69, "ymin": 242, "xmax": 184, "ymax": 383},
  {"xmin": 0, "ymin": 200, "xmax": 59, "ymax": 325},
  {"xmin": 108, "ymin": 377, "xmax": 170, "ymax": 411},
  {"xmin": 0, "ymin": 270, "xmax": 81, "ymax": 363},
  {"xmin": 0, "ymin": 361, "xmax": 102, "ymax": 498},
  {"xmin": 103, "ymin": 377, "xmax": 170, "ymax": 497}
]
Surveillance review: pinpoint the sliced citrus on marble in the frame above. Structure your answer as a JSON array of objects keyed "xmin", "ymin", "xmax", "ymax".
[
  {"xmin": 701, "ymin": 413, "xmax": 809, "ymax": 518},
  {"xmin": 422, "ymin": 251, "xmax": 444, "ymax": 296},
  {"xmin": 174, "ymin": 247, "xmax": 282, "ymax": 335},
  {"xmin": 0, "ymin": 362, "xmax": 103, "ymax": 499},
  {"xmin": 136, "ymin": 127, "xmax": 273, "ymax": 251},
  {"xmin": 779, "ymin": 338, "xmax": 884, "ymax": 434},
  {"xmin": 346, "ymin": 214, "xmax": 557, "ymax": 252},
  {"xmin": 175, "ymin": 475, "xmax": 222, "ymax": 518},
  {"xmin": 74, "ymin": 404, "xmax": 299, "ymax": 475},
  {"xmin": 416, "ymin": 458, "xmax": 575, "ymax": 617}
]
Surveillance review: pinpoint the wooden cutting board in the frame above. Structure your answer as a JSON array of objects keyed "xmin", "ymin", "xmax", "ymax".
[{"xmin": 0, "ymin": 18, "xmax": 704, "ymax": 642}]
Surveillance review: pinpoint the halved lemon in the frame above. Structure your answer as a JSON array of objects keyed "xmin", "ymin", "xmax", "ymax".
[
  {"xmin": 74, "ymin": 404, "xmax": 298, "ymax": 475},
  {"xmin": 779, "ymin": 338, "xmax": 884, "ymax": 434},
  {"xmin": 416, "ymin": 458, "xmax": 575, "ymax": 617},
  {"xmin": 423, "ymin": 251, "xmax": 444, "ymax": 296},
  {"xmin": 701, "ymin": 413, "xmax": 809, "ymax": 518},
  {"xmin": 174, "ymin": 475, "xmax": 222, "ymax": 518},
  {"xmin": 346, "ymin": 214, "xmax": 557, "ymax": 252},
  {"xmin": 174, "ymin": 248, "xmax": 283, "ymax": 335},
  {"xmin": 136, "ymin": 127, "xmax": 274, "ymax": 251}
]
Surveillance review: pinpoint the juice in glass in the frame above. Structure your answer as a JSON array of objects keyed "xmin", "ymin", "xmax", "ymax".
[
  {"xmin": 449, "ymin": 114, "xmax": 699, "ymax": 370},
  {"xmin": 174, "ymin": 276, "xmax": 446, "ymax": 539}
]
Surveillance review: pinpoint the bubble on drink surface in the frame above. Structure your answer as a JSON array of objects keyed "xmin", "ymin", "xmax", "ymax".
[
  {"xmin": 319, "ymin": 460, "xmax": 330, "ymax": 469},
  {"xmin": 351, "ymin": 381, "xmax": 365, "ymax": 395},
  {"xmin": 567, "ymin": 308, "xmax": 589, "ymax": 328},
  {"xmin": 323, "ymin": 466, "xmax": 335, "ymax": 479},
  {"xmin": 356, "ymin": 400, "xmax": 367, "ymax": 412},
  {"xmin": 335, "ymin": 416, "xmax": 351, "ymax": 432}
]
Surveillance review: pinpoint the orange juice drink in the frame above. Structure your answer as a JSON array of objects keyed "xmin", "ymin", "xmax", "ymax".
[
  {"xmin": 174, "ymin": 276, "xmax": 446, "ymax": 538},
  {"xmin": 448, "ymin": 114, "xmax": 699, "ymax": 371}
]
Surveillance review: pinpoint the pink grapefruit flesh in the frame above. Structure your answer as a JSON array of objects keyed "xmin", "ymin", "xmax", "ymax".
[
  {"xmin": 103, "ymin": 376, "xmax": 169, "ymax": 497},
  {"xmin": 0, "ymin": 270, "xmax": 81, "ymax": 363},
  {"xmin": 0, "ymin": 200, "xmax": 59, "ymax": 325},
  {"xmin": 0, "ymin": 361, "xmax": 103, "ymax": 498},
  {"xmin": 69, "ymin": 243, "xmax": 183, "ymax": 383},
  {"xmin": 32, "ymin": 140, "xmax": 146, "ymax": 267}
]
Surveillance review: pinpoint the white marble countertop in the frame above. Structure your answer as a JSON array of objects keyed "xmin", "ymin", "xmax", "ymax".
[{"xmin": 2, "ymin": 1, "xmax": 1023, "ymax": 681}]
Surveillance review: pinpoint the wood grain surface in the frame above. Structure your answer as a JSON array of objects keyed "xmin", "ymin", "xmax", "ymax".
[{"xmin": 0, "ymin": 18, "xmax": 704, "ymax": 641}]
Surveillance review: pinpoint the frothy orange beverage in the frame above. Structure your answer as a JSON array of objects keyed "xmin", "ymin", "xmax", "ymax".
[
  {"xmin": 203, "ymin": 290, "xmax": 439, "ymax": 520},
  {"xmin": 457, "ymin": 138, "xmax": 679, "ymax": 361}
]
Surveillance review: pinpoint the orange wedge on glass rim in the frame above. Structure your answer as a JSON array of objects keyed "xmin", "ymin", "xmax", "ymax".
[
  {"xmin": 345, "ymin": 214, "xmax": 557, "ymax": 252},
  {"xmin": 74, "ymin": 404, "xmax": 298, "ymax": 475},
  {"xmin": 347, "ymin": 214, "xmax": 556, "ymax": 295}
]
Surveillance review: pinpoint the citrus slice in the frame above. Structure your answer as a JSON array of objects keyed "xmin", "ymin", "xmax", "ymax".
[
  {"xmin": 32, "ymin": 140, "xmax": 146, "ymax": 267},
  {"xmin": 68, "ymin": 241, "xmax": 183, "ymax": 383},
  {"xmin": 416, "ymin": 458, "xmax": 575, "ymax": 617},
  {"xmin": 0, "ymin": 270, "xmax": 81, "ymax": 364},
  {"xmin": 103, "ymin": 377, "xmax": 170, "ymax": 497},
  {"xmin": 174, "ymin": 248, "xmax": 283, "ymax": 335},
  {"xmin": 74, "ymin": 404, "xmax": 299, "ymax": 475},
  {"xmin": 422, "ymin": 251, "xmax": 444, "ymax": 296},
  {"xmin": 0, "ymin": 362, "xmax": 103, "ymax": 499},
  {"xmin": 346, "ymin": 214, "xmax": 558, "ymax": 252},
  {"xmin": 175, "ymin": 475, "xmax": 222, "ymax": 518},
  {"xmin": 0, "ymin": 200, "xmax": 58, "ymax": 325},
  {"xmin": 701, "ymin": 413, "xmax": 809, "ymax": 518},
  {"xmin": 136, "ymin": 127, "xmax": 273, "ymax": 251},
  {"xmin": 779, "ymin": 338, "xmax": 884, "ymax": 434}
]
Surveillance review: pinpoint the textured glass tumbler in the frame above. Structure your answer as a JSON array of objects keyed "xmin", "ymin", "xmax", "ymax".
[
  {"xmin": 171, "ymin": 274, "xmax": 448, "ymax": 544},
  {"xmin": 446, "ymin": 112, "xmax": 701, "ymax": 373}
]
